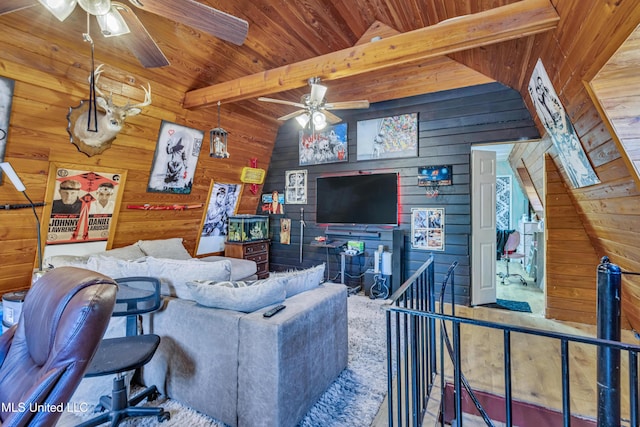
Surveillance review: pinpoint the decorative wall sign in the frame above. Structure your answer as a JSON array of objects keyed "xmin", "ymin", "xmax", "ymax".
[
  {"xmin": 195, "ymin": 181, "xmax": 242, "ymax": 255},
  {"xmin": 299, "ymin": 123, "xmax": 348, "ymax": 166},
  {"xmin": 280, "ymin": 218, "xmax": 291, "ymax": 245},
  {"xmin": 0, "ymin": 76, "xmax": 14, "ymax": 173},
  {"xmin": 411, "ymin": 207, "xmax": 444, "ymax": 251},
  {"xmin": 496, "ymin": 175, "xmax": 512, "ymax": 230},
  {"xmin": 147, "ymin": 120, "xmax": 204, "ymax": 194},
  {"xmin": 357, "ymin": 113, "xmax": 418, "ymax": 161},
  {"xmin": 528, "ymin": 59, "xmax": 599, "ymax": 188},
  {"xmin": 285, "ymin": 169, "xmax": 307, "ymax": 204},
  {"xmin": 260, "ymin": 190, "xmax": 285, "ymax": 214},
  {"xmin": 42, "ymin": 163, "xmax": 126, "ymax": 259}
]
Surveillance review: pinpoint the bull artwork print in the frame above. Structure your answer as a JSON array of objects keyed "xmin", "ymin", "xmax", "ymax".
[{"xmin": 67, "ymin": 65, "xmax": 151, "ymax": 157}]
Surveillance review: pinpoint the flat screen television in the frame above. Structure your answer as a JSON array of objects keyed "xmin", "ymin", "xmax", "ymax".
[
  {"xmin": 316, "ymin": 173, "xmax": 398, "ymax": 225},
  {"xmin": 418, "ymin": 165, "xmax": 452, "ymax": 187}
]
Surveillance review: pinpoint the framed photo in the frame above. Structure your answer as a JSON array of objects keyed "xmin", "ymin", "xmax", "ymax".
[
  {"xmin": 195, "ymin": 181, "xmax": 242, "ymax": 255},
  {"xmin": 42, "ymin": 163, "xmax": 127, "ymax": 259},
  {"xmin": 299, "ymin": 123, "xmax": 348, "ymax": 166},
  {"xmin": 357, "ymin": 113, "xmax": 418, "ymax": 161},
  {"xmin": 0, "ymin": 76, "xmax": 14, "ymax": 171},
  {"xmin": 528, "ymin": 59, "xmax": 599, "ymax": 188},
  {"xmin": 285, "ymin": 169, "xmax": 307, "ymax": 204},
  {"xmin": 260, "ymin": 190, "xmax": 285, "ymax": 214},
  {"xmin": 147, "ymin": 120, "xmax": 204, "ymax": 194},
  {"xmin": 411, "ymin": 207, "xmax": 444, "ymax": 251}
]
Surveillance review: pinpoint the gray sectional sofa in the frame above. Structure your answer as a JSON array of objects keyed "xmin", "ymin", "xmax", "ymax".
[
  {"xmin": 142, "ymin": 281, "xmax": 348, "ymax": 427},
  {"xmin": 47, "ymin": 238, "xmax": 349, "ymax": 427}
]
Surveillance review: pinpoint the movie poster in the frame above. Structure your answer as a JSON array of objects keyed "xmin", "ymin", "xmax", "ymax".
[{"xmin": 42, "ymin": 164, "xmax": 126, "ymax": 258}]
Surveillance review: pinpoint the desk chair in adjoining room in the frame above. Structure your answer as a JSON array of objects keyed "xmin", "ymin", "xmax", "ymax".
[
  {"xmin": 0, "ymin": 267, "xmax": 117, "ymax": 427},
  {"xmin": 77, "ymin": 276, "xmax": 170, "ymax": 427},
  {"xmin": 498, "ymin": 230, "xmax": 528, "ymax": 286}
]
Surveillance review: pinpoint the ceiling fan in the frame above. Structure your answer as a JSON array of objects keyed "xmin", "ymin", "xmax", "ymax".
[
  {"xmin": 258, "ymin": 77, "xmax": 370, "ymax": 131},
  {"xmin": 0, "ymin": 0, "xmax": 249, "ymax": 68}
]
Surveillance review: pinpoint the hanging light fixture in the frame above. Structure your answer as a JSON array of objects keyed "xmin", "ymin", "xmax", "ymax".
[
  {"xmin": 96, "ymin": 4, "xmax": 130, "ymax": 37},
  {"xmin": 209, "ymin": 101, "xmax": 229, "ymax": 158},
  {"xmin": 77, "ymin": 0, "xmax": 111, "ymax": 15},
  {"xmin": 295, "ymin": 113, "xmax": 310, "ymax": 128}
]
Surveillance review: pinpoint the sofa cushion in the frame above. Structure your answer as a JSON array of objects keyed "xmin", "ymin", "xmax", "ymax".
[
  {"xmin": 137, "ymin": 238, "xmax": 192, "ymax": 260},
  {"xmin": 269, "ymin": 263, "xmax": 325, "ymax": 297},
  {"xmin": 145, "ymin": 257, "xmax": 232, "ymax": 299},
  {"xmin": 187, "ymin": 277, "xmax": 286, "ymax": 313},
  {"xmin": 43, "ymin": 254, "xmax": 90, "ymax": 269},
  {"xmin": 199, "ymin": 255, "xmax": 258, "ymax": 281}
]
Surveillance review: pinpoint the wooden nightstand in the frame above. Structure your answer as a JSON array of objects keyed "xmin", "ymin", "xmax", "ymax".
[{"xmin": 224, "ymin": 240, "xmax": 270, "ymax": 279}]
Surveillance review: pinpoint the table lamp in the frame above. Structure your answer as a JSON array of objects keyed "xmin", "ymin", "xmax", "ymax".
[{"xmin": 1, "ymin": 162, "xmax": 43, "ymax": 275}]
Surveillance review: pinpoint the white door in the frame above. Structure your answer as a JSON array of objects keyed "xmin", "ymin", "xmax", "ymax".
[{"xmin": 471, "ymin": 150, "xmax": 497, "ymax": 306}]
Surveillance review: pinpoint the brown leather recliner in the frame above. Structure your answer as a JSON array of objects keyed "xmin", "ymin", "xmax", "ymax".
[{"xmin": 0, "ymin": 267, "xmax": 118, "ymax": 427}]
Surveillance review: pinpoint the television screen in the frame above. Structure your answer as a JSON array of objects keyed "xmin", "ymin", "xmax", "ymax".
[
  {"xmin": 316, "ymin": 173, "xmax": 398, "ymax": 225},
  {"xmin": 418, "ymin": 165, "xmax": 452, "ymax": 187}
]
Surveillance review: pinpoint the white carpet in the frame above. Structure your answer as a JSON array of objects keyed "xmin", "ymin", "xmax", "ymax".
[{"xmin": 58, "ymin": 294, "xmax": 389, "ymax": 427}]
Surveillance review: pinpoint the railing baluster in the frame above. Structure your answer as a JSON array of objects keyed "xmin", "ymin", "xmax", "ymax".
[
  {"xmin": 630, "ymin": 351, "xmax": 638, "ymax": 427},
  {"xmin": 453, "ymin": 320, "xmax": 463, "ymax": 426},
  {"xmin": 504, "ymin": 330, "xmax": 512, "ymax": 426},
  {"xmin": 561, "ymin": 339, "xmax": 570, "ymax": 427}
]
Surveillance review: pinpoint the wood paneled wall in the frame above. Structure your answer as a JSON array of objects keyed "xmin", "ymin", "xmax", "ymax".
[
  {"xmin": 0, "ymin": 40, "xmax": 277, "ymax": 294},
  {"xmin": 265, "ymin": 82, "xmax": 539, "ymax": 305}
]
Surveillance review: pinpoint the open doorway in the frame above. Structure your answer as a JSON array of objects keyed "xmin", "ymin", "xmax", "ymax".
[{"xmin": 472, "ymin": 142, "xmax": 545, "ymax": 316}]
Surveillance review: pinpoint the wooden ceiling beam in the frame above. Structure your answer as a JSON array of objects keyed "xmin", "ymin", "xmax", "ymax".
[{"xmin": 184, "ymin": 0, "xmax": 559, "ymax": 110}]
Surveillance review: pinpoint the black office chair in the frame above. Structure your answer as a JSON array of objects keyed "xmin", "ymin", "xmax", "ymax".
[{"xmin": 77, "ymin": 276, "xmax": 170, "ymax": 426}]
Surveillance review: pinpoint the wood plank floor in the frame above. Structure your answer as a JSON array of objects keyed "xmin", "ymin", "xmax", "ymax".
[{"xmin": 370, "ymin": 261, "xmax": 639, "ymax": 426}]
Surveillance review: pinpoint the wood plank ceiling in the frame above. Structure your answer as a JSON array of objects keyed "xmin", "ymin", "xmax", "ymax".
[{"xmin": 0, "ymin": 0, "xmax": 555, "ymax": 123}]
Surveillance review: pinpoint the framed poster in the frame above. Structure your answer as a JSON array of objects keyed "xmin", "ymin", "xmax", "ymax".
[
  {"xmin": 0, "ymin": 76, "xmax": 15, "ymax": 172},
  {"xmin": 527, "ymin": 59, "xmax": 599, "ymax": 188},
  {"xmin": 147, "ymin": 120, "xmax": 204, "ymax": 194},
  {"xmin": 195, "ymin": 181, "xmax": 242, "ymax": 255},
  {"xmin": 411, "ymin": 207, "xmax": 444, "ymax": 251},
  {"xmin": 285, "ymin": 169, "xmax": 307, "ymax": 204},
  {"xmin": 260, "ymin": 190, "xmax": 285, "ymax": 214},
  {"xmin": 357, "ymin": 113, "xmax": 418, "ymax": 161},
  {"xmin": 299, "ymin": 123, "xmax": 348, "ymax": 166},
  {"xmin": 42, "ymin": 163, "xmax": 126, "ymax": 259}
]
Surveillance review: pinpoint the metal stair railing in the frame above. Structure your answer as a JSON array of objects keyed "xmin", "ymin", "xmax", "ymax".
[{"xmin": 384, "ymin": 256, "xmax": 640, "ymax": 427}]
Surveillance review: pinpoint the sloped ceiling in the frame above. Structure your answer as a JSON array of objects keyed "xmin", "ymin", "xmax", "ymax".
[{"xmin": 0, "ymin": 0, "xmax": 557, "ymax": 124}]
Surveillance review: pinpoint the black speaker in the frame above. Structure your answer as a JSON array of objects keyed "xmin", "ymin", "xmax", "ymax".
[{"xmin": 391, "ymin": 229, "xmax": 404, "ymax": 294}]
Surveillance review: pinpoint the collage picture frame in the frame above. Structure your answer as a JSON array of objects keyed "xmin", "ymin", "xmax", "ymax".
[
  {"xmin": 411, "ymin": 207, "xmax": 445, "ymax": 251},
  {"xmin": 285, "ymin": 169, "xmax": 307, "ymax": 204}
]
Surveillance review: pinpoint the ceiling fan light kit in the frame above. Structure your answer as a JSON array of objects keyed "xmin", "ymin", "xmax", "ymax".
[
  {"xmin": 95, "ymin": 4, "xmax": 129, "ymax": 37},
  {"xmin": 38, "ymin": 0, "xmax": 77, "ymax": 21},
  {"xmin": 77, "ymin": 0, "xmax": 110, "ymax": 15},
  {"xmin": 258, "ymin": 76, "xmax": 370, "ymax": 132}
]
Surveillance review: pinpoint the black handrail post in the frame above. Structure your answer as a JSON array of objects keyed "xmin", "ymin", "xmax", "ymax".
[{"xmin": 597, "ymin": 256, "xmax": 621, "ymax": 427}]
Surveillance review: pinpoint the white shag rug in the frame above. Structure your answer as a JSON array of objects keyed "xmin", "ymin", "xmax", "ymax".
[{"xmin": 58, "ymin": 294, "xmax": 389, "ymax": 427}]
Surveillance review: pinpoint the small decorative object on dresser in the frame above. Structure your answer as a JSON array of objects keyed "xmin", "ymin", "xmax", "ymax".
[{"xmin": 225, "ymin": 240, "xmax": 270, "ymax": 280}]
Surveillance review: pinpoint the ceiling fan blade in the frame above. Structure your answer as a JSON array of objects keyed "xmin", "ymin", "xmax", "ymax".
[
  {"xmin": 309, "ymin": 82, "xmax": 327, "ymax": 104},
  {"xmin": 114, "ymin": 2, "xmax": 169, "ymax": 68},
  {"xmin": 323, "ymin": 110, "xmax": 343, "ymax": 124},
  {"xmin": 258, "ymin": 97, "xmax": 305, "ymax": 109},
  {"xmin": 127, "ymin": 0, "xmax": 248, "ymax": 46},
  {"xmin": 1, "ymin": 0, "xmax": 37, "ymax": 15},
  {"xmin": 325, "ymin": 100, "xmax": 370, "ymax": 110},
  {"xmin": 278, "ymin": 110, "xmax": 307, "ymax": 121}
]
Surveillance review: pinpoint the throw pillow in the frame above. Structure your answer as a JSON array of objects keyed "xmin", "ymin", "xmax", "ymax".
[
  {"xmin": 144, "ymin": 257, "xmax": 232, "ymax": 299},
  {"xmin": 85, "ymin": 255, "xmax": 152, "ymax": 279},
  {"xmin": 270, "ymin": 263, "xmax": 325, "ymax": 297},
  {"xmin": 186, "ymin": 276, "xmax": 286, "ymax": 313},
  {"xmin": 99, "ymin": 244, "xmax": 146, "ymax": 260},
  {"xmin": 137, "ymin": 238, "xmax": 192, "ymax": 260}
]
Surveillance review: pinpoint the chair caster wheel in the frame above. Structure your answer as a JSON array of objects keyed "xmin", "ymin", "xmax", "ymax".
[
  {"xmin": 148, "ymin": 390, "xmax": 160, "ymax": 401},
  {"xmin": 158, "ymin": 411, "xmax": 171, "ymax": 422}
]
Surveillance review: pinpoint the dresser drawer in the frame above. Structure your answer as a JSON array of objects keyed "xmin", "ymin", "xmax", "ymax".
[
  {"xmin": 246, "ymin": 252, "xmax": 268, "ymax": 263},
  {"xmin": 243, "ymin": 241, "xmax": 268, "ymax": 256},
  {"xmin": 256, "ymin": 261, "xmax": 269, "ymax": 275}
]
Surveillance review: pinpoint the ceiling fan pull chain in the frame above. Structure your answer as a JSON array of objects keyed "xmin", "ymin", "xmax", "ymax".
[{"xmin": 83, "ymin": 12, "xmax": 98, "ymax": 133}]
